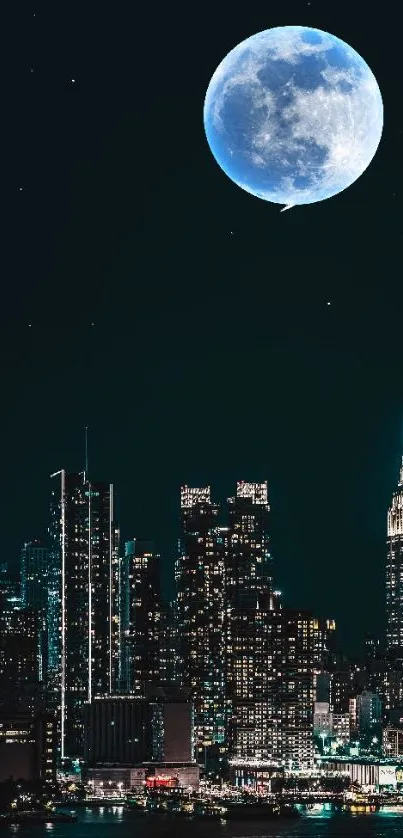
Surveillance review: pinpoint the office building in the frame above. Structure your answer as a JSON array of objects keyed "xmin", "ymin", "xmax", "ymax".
[
  {"xmin": 175, "ymin": 486, "xmax": 226, "ymax": 746},
  {"xmin": 83, "ymin": 696, "xmax": 153, "ymax": 765},
  {"xmin": 0, "ymin": 603, "xmax": 38, "ymax": 704},
  {"xmin": 313, "ymin": 702, "xmax": 332, "ymax": 738},
  {"xmin": 226, "ymin": 481, "xmax": 273, "ymax": 610},
  {"xmin": 49, "ymin": 469, "xmax": 120, "ymax": 757},
  {"xmin": 356, "ymin": 690, "xmax": 382, "ymax": 733},
  {"xmin": 20, "ymin": 538, "xmax": 49, "ymax": 682},
  {"xmin": 120, "ymin": 540, "xmax": 162, "ymax": 696},
  {"xmin": 150, "ymin": 688, "xmax": 194, "ymax": 763},
  {"xmin": 0, "ymin": 707, "xmax": 57, "ymax": 782},
  {"xmin": 386, "ymin": 458, "xmax": 403, "ymax": 651},
  {"xmin": 227, "ymin": 595, "xmax": 315, "ymax": 772},
  {"xmin": 84, "ymin": 690, "xmax": 198, "ymax": 791}
]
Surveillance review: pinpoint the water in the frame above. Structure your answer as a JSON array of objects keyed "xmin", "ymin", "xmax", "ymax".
[{"xmin": 2, "ymin": 806, "xmax": 403, "ymax": 838}]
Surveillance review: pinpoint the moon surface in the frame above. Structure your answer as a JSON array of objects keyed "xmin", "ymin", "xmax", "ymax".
[{"xmin": 203, "ymin": 26, "xmax": 383, "ymax": 209}]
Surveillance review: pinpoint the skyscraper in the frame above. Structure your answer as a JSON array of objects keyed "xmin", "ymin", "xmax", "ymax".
[
  {"xmin": 225, "ymin": 481, "xmax": 273, "ymax": 750},
  {"xmin": 0, "ymin": 601, "xmax": 38, "ymax": 706},
  {"xmin": 227, "ymin": 595, "xmax": 316, "ymax": 773},
  {"xmin": 20, "ymin": 539, "xmax": 49, "ymax": 682},
  {"xmin": 386, "ymin": 458, "xmax": 403, "ymax": 652},
  {"xmin": 176, "ymin": 486, "xmax": 226, "ymax": 747},
  {"xmin": 226, "ymin": 481, "xmax": 273, "ymax": 610},
  {"xmin": 49, "ymin": 470, "xmax": 120, "ymax": 758},
  {"xmin": 120, "ymin": 539, "xmax": 162, "ymax": 696}
]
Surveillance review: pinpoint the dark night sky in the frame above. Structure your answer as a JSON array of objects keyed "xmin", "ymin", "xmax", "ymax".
[{"xmin": 2, "ymin": 3, "xmax": 402, "ymax": 654}]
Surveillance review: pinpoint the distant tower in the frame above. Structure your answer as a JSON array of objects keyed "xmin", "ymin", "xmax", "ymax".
[{"xmin": 386, "ymin": 457, "xmax": 403, "ymax": 653}]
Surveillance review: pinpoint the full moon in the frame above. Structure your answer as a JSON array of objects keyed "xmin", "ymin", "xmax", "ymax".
[{"xmin": 203, "ymin": 26, "xmax": 383, "ymax": 210}]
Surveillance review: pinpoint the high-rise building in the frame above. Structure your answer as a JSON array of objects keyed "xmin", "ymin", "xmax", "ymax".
[
  {"xmin": 312, "ymin": 618, "xmax": 336, "ymax": 669},
  {"xmin": 0, "ymin": 708, "xmax": 57, "ymax": 783},
  {"xmin": 227, "ymin": 596, "xmax": 315, "ymax": 772},
  {"xmin": 329, "ymin": 661, "xmax": 355, "ymax": 714},
  {"xmin": 120, "ymin": 539, "xmax": 162, "ymax": 696},
  {"xmin": 175, "ymin": 486, "xmax": 226, "ymax": 747},
  {"xmin": 49, "ymin": 469, "xmax": 120, "ymax": 758},
  {"xmin": 225, "ymin": 481, "xmax": 273, "ymax": 759},
  {"xmin": 20, "ymin": 539, "xmax": 49, "ymax": 682},
  {"xmin": 0, "ymin": 600, "xmax": 39, "ymax": 711},
  {"xmin": 386, "ymin": 458, "xmax": 403, "ymax": 652},
  {"xmin": 226, "ymin": 481, "xmax": 273, "ymax": 610}
]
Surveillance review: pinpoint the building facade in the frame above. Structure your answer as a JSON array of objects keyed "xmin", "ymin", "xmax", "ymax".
[
  {"xmin": 227, "ymin": 596, "xmax": 316, "ymax": 771},
  {"xmin": 83, "ymin": 696, "xmax": 153, "ymax": 765}
]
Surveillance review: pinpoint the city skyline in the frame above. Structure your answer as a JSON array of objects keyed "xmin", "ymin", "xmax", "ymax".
[
  {"xmin": 2, "ymin": 1, "xmax": 403, "ymax": 817},
  {"xmin": 2, "ymin": 440, "xmax": 403, "ymax": 657}
]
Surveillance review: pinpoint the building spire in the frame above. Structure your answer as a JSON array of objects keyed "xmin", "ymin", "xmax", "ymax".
[
  {"xmin": 399, "ymin": 455, "xmax": 403, "ymax": 488},
  {"xmin": 85, "ymin": 426, "xmax": 89, "ymax": 480}
]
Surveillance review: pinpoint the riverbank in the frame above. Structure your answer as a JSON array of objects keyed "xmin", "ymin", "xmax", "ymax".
[{"xmin": 0, "ymin": 810, "xmax": 77, "ymax": 825}]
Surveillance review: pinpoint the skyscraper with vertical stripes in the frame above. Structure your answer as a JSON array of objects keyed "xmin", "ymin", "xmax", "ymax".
[
  {"xmin": 49, "ymin": 470, "xmax": 120, "ymax": 758},
  {"xmin": 386, "ymin": 458, "xmax": 403, "ymax": 653}
]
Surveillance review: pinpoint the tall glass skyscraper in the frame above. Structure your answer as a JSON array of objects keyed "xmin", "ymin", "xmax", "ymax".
[
  {"xmin": 386, "ymin": 458, "xmax": 403, "ymax": 652},
  {"xmin": 49, "ymin": 470, "xmax": 120, "ymax": 758},
  {"xmin": 176, "ymin": 486, "xmax": 226, "ymax": 747}
]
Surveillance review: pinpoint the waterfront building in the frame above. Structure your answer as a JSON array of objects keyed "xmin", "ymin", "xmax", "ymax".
[
  {"xmin": 83, "ymin": 695, "xmax": 153, "ymax": 765},
  {"xmin": 227, "ymin": 595, "xmax": 316, "ymax": 771},
  {"xmin": 0, "ymin": 707, "xmax": 57, "ymax": 782}
]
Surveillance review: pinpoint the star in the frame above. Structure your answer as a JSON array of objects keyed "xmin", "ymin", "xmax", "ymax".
[
  {"xmin": 326, "ymin": 301, "xmax": 331, "ymax": 306},
  {"xmin": 28, "ymin": 323, "xmax": 32, "ymax": 328},
  {"xmin": 30, "ymin": 67, "xmax": 34, "ymax": 74},
  {"xmin": 71, "ymin": 79, "xmax": 76, "ymax": 84},
  {"xmin": 19, "ymin": 187, "xmax": 24, "ymax": 191}
]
